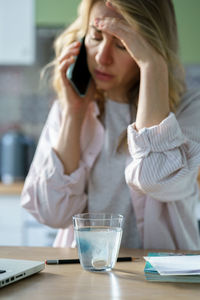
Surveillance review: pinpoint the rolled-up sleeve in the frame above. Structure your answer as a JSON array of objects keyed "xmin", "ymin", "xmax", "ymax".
[{"xmin": 125, "ymin": 106, "xmax": 200, "ymax": 202}]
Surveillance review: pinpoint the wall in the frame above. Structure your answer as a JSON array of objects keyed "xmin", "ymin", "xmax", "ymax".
[
  {"xmin": 35, "ymin": 0, "xmax": 81, "ymax": 26},
  {"xmin": 173, "ymin": 0, "xmax": 200, "ymax": 64},
  {"xmin": 35, "ymin": 0, "xmax": 200, "ymax": 64},
  {"xmin": 0, "ymin": 28, "xmax": 57, "ymax": 140}
]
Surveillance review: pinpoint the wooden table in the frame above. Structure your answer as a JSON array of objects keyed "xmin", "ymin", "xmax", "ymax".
[{"xmin": 0, "ymin": 247, "xmax": 200, "ymax": 299}]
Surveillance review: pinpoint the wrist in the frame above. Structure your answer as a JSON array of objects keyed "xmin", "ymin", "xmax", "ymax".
[
  {"xmin": 141, "ymin": 56, "xmax": 168, "ymax": 78},
  {"xmin": 62, "ymin": 104, "xmax": 87, "ymax": 123}
]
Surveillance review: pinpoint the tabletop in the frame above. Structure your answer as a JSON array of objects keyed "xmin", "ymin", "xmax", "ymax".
[{"xmin": 0, "ymin": 246, "xmax": 200, "ymax": 300}]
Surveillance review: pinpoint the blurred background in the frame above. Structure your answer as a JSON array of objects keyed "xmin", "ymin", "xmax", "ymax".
[{"xmin": 0, "ymin": 0, "xmax": 199, "ymax": 247}]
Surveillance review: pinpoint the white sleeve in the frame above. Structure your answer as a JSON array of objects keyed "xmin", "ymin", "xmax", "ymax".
[
  {"xmin": 125, "ymin": 90, "xmax": 200, "ymax": 202},
  {"xmin": 21, "ymin": 101, "xmax": 88, "ymax": 228}
]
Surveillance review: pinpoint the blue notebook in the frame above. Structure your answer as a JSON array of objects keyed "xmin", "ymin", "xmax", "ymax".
[{"xmin": 144, "ymin": 252, "xmax": 200, "ymax": 283}]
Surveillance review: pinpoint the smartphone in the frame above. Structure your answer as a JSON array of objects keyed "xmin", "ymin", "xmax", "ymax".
[{"xmin": 66, "ymin": 37, "xmax": 91, "ymax": 97}]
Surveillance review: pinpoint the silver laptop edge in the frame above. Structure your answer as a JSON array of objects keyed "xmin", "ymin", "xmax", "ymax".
[{"xmin": 0, "ymin": 258, "xmax": 45, "ymax": 288}]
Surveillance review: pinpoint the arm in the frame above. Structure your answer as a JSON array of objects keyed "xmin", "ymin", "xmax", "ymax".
[
  {"xmin": 53, "ymin": 40, "xmax": 96, "ymax": 174},
  {"xmin": 125, "ymin": 90, "xmax": 200, "ymax": 201},
  {"xmin": 94, "ymin": 14, "xmax": 200, "ymax": 201},
  {"xmin": 21, "ymin": 101, "xmax": 88, "ymax": 228},
  {"xmin": 21, "ymin": 40, "xmax": 99, "ymax": 228},
  {"xmin": 95, "ymin": 15, "xmax": 170, "ymax": 129}
]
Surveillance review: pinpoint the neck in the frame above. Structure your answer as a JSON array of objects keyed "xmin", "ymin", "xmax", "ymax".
[{"xmin": 105, "ymin": 90, "xmax": 129, "ymax": 103}]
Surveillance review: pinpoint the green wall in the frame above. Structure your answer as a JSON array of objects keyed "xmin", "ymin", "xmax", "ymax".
[
  {"xmin": 173, "ymin": 0, "xmax": 200, "ymax": 64},
  {"xmin": 35, "ymin": 0, "xmax": 81, "ymax": 26},
  {"xmin": 36, "ymin": 0, "xmax": 200, "ymax": 64}
]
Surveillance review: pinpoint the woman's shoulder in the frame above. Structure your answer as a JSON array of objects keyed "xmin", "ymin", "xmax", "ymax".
[{"xmin": 176, "ymin": 88, "xmax": 200, "ymax": 116}]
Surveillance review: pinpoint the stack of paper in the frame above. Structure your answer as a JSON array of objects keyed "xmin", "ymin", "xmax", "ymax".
[{"xmin": 144, "ymin": 252, "xmax": 200, "ymax": 283}]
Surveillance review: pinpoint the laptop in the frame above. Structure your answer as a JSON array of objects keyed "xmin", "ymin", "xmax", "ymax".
[{"xmin": 0, "ymin": 258, "xmax": 45, "ymax": 288}]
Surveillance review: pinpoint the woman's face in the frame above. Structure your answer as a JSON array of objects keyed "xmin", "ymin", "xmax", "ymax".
[{"xmin": 85, "ymin": 1, "xmax": 139, "ymax": 102}]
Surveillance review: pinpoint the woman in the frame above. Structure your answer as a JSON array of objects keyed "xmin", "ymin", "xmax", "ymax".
[{"xmin": 21, "ymin": 0, "xmax": 200, "ymax": 250}]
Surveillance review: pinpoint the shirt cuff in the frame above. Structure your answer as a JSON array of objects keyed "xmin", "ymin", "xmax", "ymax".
[{"xmin": 127, "ymin": 113, "xmax": 186, "ymax": 159}]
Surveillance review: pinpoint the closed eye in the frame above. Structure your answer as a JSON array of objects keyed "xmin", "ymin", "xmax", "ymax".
[
  {"xmin": 89, "ymin": 25, "xmax": 102, "ymax": 40},
  {"xmin": 116, "ymin": 43, "xmax": 126, "ymax": 50},
  {"xmin": 114, "ymin": 38, "xmax": 126, "ymax": 51},
  {"xmin": 88, "ymin": 25, "xmax": 126, "ymax": 50}
]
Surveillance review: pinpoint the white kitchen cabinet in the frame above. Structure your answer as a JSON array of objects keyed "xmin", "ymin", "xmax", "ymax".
[
  {"xmin": 0, "ymin": 192, "xmax": 57, "ymax": 246},
  {"xmin": 0, "ymin": 0, "xmax": 35, "ymax": 65},
  {"xmin": 0, "ymin": 195, "xmax": 22, "ymax": 245},
  {"xmin": 21, "ymin": 208, "xmax": 57, "ymax": 247}
]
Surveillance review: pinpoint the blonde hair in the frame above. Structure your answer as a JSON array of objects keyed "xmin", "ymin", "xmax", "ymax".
[
  {"xmin": 51, "ymin": 0, "xmax": 185, "ymax": 112},
  {"xmin": 110, "ymin": 0, "xmax": 186, "ymax": 111},
  {"xmin": 51, "ymin": 0, "xmax": 99, "ymax": 101}
]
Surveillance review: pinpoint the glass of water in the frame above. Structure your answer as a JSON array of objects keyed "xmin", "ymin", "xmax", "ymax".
[{"xmin": 73, "ymin": 213, "xmax": 124, "ymax": 272}]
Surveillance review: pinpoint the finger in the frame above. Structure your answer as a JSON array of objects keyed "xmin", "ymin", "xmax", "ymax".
[
  {"xmin": 59, "ymin": 56, "xmax": 75, "ymax": 83},
  {"xmin": 105, "ymin": 1, "xmax": 114, "ymax": 9},
  {"xmin": 94, "ymin": 16, "xmax": 139, "ymax": 54},
  {"xmin": 94, "ymin": 17, "xmax": 142, "ymax": 62},
  {"xmin": 59, "ymin": 41, "xmax": 81, "ymax": 63},
  {"xmin": 94, "ymin": 17, "xmax": 131, "ymax": 38},
  {"xmin": 105, "ymin": 1, "xmax": 119, "ymax": 13},
  {"xmin": 59, "ymin": 49, "xmax": 79, "ymax": 64}
]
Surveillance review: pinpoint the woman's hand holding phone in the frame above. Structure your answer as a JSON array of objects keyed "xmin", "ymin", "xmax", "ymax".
[
  {"xmin": 58, "ymin": 39, "xmax": 94, "ymax": 121},
  {"xmin": 54, "ymin": 40, "xmax": 95, "ymax": 175},
  {"xmin": 66, "ymin": 37, "xmax": 91, "ymax": 98}
]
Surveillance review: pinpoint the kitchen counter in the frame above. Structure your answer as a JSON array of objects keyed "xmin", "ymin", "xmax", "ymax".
[
  {"xmin": 0, "ymin": 181, "xmax": 24, "ymax": 195},
  {"xmin": 0, "ymin": 174, "xmax": 199, "ymax": 195}
]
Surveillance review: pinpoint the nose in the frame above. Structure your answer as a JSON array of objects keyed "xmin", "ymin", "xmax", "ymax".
[{"xmin": 95, "ymin": 40, "xmax": 113, "ymax": 66}]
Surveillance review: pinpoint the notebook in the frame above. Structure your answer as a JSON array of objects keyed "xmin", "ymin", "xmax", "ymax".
[
  {"xmin": 144, "ymin": 252, "xmax": 200, "ymax": 283},
  {"xmin": 0, "ymin": 258, "xmax": 45, "ymax": 288}
]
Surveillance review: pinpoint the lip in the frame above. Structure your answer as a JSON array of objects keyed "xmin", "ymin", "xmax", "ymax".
[{"xmin": 94, "ymin": 69, "xmax": 114, "ymax": 81}]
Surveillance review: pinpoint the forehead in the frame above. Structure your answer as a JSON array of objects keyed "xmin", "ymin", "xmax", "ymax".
[{"xmin": 89, "ymin": 1, "xmax": 122, "ymax": 21}]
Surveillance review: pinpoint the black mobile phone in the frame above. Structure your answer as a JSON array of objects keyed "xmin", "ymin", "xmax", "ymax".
[{"xmin": 66, "ymin": 37, "xmax": 91, "ymax": 97}]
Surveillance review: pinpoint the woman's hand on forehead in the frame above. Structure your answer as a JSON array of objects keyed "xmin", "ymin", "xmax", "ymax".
[{"xmin": 94, "ymin": 15, "xmax": 160, "ymax": 68}]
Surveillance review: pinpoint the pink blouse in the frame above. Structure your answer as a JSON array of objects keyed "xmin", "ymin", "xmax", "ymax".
[{"xmin": 21, "ymin": 89, "xmax": 200, "ymax": 250}]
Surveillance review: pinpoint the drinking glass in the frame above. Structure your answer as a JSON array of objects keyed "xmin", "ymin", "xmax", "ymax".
[{"xmin": 73, "ymin": 213, "xmax": 124, "ymax": 272}]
